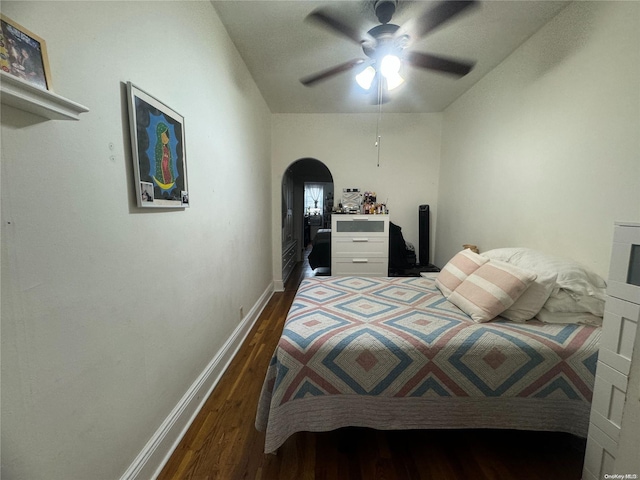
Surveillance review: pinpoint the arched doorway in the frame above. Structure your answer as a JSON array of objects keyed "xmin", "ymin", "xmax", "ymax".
[{"xmin": 281, "ymin": 158, "xmax": 333, "ymax": 283}]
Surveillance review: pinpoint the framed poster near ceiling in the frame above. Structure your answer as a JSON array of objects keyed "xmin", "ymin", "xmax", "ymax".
[{"xmin": 0, "ymin": 14, "xmax": 52, "ymax": 91}]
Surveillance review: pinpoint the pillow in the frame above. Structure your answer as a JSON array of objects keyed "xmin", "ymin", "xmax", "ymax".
[
  {"xmin": 435, "ymin": 249, "xmax": 489, "ymax": 297},
  {"xmin": 535, "ymin": 307, "xmax": 603, "ymax": 326},
  {"xmin": 544, "ymin": 289, "xmax": 605, "ymax": 316},
  {"xmin": 481, "ymin": 247, "xmax": 606, "ymax": 299},
  {"xmin": 480, "ymin": 247, "xmax": 520, "ymax": 263},
  {"xmin": 499, "ymin": 272, "xmax": 558, "ymax": 322},
  {"xmin": 448, "ymin": 260, "xmax": 537, "ymax": 323}
]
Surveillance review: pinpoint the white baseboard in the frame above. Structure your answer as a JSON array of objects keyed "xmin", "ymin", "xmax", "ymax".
[
  {"xmin": 273, "ymin": 279, "xmax": 285, "ymax": 292},
  {"xmin": 120, "ymin": 283, "xmax": 274, "ymax": 480}
]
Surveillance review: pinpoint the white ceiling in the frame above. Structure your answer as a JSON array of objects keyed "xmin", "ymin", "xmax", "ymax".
[{"xmin": 212, "ymin": 0, "xmax": 570, "ymax": 113}]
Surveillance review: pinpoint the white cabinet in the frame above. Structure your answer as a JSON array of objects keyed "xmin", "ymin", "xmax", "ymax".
[
  {"xmin": 583, "ymin": 222, "xmax": 640, "ymax": 480},
  {"xmin": 331, "ymin": 215, "xmax": 389, "ymax": 276}
]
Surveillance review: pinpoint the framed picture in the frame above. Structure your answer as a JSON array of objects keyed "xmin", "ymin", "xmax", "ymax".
[
  {"xmin": 0, "ymin": 14, "xmax": 52, "ymax": 90},
  {"xmin": 127, "ymin": 82, "xmax": 189, "ymax": 208}
]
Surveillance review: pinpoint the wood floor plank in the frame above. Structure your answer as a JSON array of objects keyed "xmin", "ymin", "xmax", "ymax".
[{"xmin": 158, "ymin": 248, "xmax": 586, "ymax": 479}]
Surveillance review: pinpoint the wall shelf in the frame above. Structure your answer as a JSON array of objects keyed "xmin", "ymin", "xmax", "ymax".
[{"xmin": 0, "ymin": 71, "xmax": 89, "ymax": 120}]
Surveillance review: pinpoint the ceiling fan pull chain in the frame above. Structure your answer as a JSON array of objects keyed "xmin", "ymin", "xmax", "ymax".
[{"xmin": 375, "ymin": 75, "xmax": 383, "ymax": 167}]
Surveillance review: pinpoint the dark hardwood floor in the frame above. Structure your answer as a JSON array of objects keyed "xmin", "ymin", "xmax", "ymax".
[{"xmin": 157, "ymin": 247, "xmax": 586, "ymax": 479}]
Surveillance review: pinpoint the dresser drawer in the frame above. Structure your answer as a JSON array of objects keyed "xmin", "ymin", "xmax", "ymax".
[
  {"xmin": 331, "ymin": 256, "xmax": 388, "ymax": 276},
  {"xmin": 332, "ymin": 236, "xmax": 389, "ymax": 256},
  {"xmin": 332, "ymin": 216, "xmax": 389, "ymax": 237}
]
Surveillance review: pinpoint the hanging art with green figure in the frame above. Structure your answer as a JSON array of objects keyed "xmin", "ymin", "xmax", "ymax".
[
  {"xmin": 147, "ymin": 119, "xmax": 178, "ymax": 192},
  {"xmin": 127, "ymin": 82, "xmax": 189, "ymax": 208},
  {"xmin": 153, "ymin": 122, "xmax": 174, "ymax": 189}
]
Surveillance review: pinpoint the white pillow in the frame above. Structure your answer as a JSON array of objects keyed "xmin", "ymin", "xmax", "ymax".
[
  {"xmin": 479, "ymin": 247, "xmax": 520, "ymax": 263},
  {"xmin": 448, "ymin": 260, "xmax": 537, "ymax": 323},
  {"xmin": 500, "ymin": 271, "xmax": 558, "ymax": 322},
  {"xmin": 436, "ymin": 249, "xmax": 488, "ymax": 297},
  {"xmin": 535, "ymin": 307, "xmax": 603, "ymax": 326},
  {"xmin": 481, "ymin": 248, "xmax": 606, "ymax": 300},
  {"xmin": 544, "ymin": 289, "xmax": 605, "ymax": 316}
]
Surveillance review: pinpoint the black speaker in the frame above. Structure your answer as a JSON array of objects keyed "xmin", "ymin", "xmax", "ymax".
[{"xmin": 418, "ymin": 205, "xmax": 430, "ymax": 266}]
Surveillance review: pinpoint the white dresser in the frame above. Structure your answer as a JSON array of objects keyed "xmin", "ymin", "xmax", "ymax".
[
  {"xmin": 331, "ymin": 215, "xmax": 389, "ymax": 276},
  {"xmin": 583, "ymin": 222, "xmax": 640, "ymax": 480}
]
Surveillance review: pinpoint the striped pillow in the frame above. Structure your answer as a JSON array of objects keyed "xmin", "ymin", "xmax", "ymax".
[
  {"xmin": 435, "ymin": 249, "xmax": 489, "ymax": 297},
  {"xmin": 448, "ymin": 260, "xmax": 537, "ymax": 323}
]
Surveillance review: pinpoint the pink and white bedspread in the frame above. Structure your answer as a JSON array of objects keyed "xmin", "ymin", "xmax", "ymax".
[{"xmin": 256, "ymin": 275, "xmax": 600, "ymax": 453}]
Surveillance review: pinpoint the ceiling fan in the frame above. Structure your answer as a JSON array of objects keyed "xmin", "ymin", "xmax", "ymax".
[{"xmin": 300, "ymin": 0, "xmax": 479, "ymax": 98}]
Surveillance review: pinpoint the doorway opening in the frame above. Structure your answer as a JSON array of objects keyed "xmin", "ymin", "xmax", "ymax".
[
  {"xmin": 303, "ymin": 182, "xmax": 333, "ymax": 248},
  {"xmin": 281, "ymin": 158, "xmax": 333, "ymax": 283}
]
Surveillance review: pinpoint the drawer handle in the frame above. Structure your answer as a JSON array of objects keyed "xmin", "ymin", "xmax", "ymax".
[
  {"xmin": 352, "ymin": 238, "xmax": 369, "ymax": 242},
  {"xmin": 352, "ymin": 258, "xmax": 369, "ymax": 263}
]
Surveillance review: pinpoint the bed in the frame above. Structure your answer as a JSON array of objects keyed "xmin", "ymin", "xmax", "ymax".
[{"xmin": 256, "ymin": 249, "xmax": 604, "ymax": 454}]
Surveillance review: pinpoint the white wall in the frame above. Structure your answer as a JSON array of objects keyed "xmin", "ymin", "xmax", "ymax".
[
  {"xmin": 436, "ymin": 0, "xmax": 640, "ymax": 472},
  {"xmin": 436, "ymin": 0, "xmax": 640, "ymax": 278},
  {"xmin": 271, "ymin": 113, "xmax": 442, "ymax": 286},
  {"xmin": 0, "ymin": 2, "xmax": 272, "ymax": 479}
]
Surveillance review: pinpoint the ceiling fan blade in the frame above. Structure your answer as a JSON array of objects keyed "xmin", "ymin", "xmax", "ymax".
[
  {"xmin": 404, "ymin": 51, "xmax": 474, "ymax": 77},
  {"xmin": 307, "ymin": 9, "xmax": 374, "ymax": 46},
  {"xmin": 412, "ymin": 0, "xmax": 479, "ymax": 40},
  {"xmin": 300, "ymin": 59, "xmax": 366, "ymax": 87}
]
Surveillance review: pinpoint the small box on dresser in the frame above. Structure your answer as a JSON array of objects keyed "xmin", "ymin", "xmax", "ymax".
[
  {"xmin": 583, "ymin": 222, "xmax": 640, "ymax": 480},
  {"xmin": 331, "ymin": 215, "xmax": 389, "ymax": 276}
]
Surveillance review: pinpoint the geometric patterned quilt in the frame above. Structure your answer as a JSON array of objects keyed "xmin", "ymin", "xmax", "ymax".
[{"xmin": 256, "ymin": 275, "xmax": 601, "ymax": 453}]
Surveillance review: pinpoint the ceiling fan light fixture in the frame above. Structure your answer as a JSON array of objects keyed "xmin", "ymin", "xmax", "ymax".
[
  {"xmin": 385, "ymin": 72, "xmax": 404, "ymax": 90},
  {"xmin": 356, "ymin": 65, "xmax": 376, "ymax": 90},
  {"xmin": 380, "ymin": 54, "xmax": 401, "ymax": 77},
  {"xmin": 380, "ymin": 54, "xmax": 404, "ymax": 90},
  {"xmin": 300, "ymin": 0, "xmax": 478, "ymax": 97}
]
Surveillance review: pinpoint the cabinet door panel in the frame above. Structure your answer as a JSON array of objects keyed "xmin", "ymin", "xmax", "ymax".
[
  {"xmin": 584, "ymin": 424, "xmax": 618, "ymax": 480},
  {"xmin": 591, "ymin": 361, "xmax": 627, "ymax": 441},
  {"xmin": 600, "ymin": 296, "xmax": 640, "ymax": 375}
]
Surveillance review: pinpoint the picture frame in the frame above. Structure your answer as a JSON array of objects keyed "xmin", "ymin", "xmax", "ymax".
[
  {"xmin": 127, "ymin": 82, "xmax": 189, "ymax": 208},
  {"xmin": 0, "ymin": 14, "xmax": 52, "ymax": 91}
]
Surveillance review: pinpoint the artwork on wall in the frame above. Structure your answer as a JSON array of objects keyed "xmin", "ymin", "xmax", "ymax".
[
  {"xmin": 0, "ymin": 14, "xmax": 52, "ymax": 90},
  {"xmin": 127, "ymin": 82, "xmax": 189, "ymax": 208}
]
